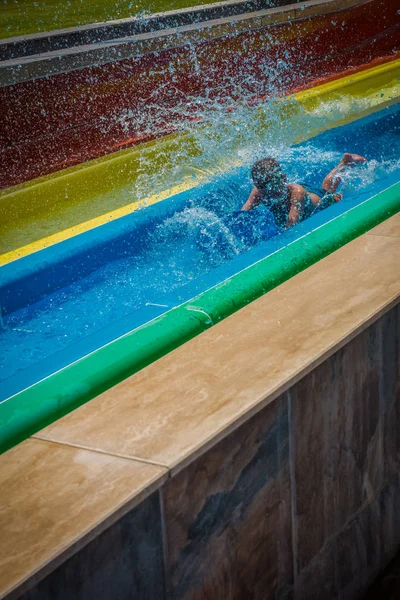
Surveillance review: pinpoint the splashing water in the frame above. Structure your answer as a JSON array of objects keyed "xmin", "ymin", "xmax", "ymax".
[
  {"xmin": 0, "ymin": 100, "xmax": 399, "ymax": 400},
  {"xmin": 115, "ymin": 75, "xmax": 400, "ymax": 210},
  {"xmin": 153, "ymin": 206, "xmax": 244, "ymax": 263}
]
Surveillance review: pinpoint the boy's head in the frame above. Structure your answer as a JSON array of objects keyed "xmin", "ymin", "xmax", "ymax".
[{"xmin": 252, "ymin": 157, "xmax": 286, "ymax": 196}]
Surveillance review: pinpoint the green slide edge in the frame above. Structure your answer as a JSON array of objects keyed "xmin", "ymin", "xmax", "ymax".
[{"xmin": 1, "ymin": 182, "xmax": 399, "ymax": 453}]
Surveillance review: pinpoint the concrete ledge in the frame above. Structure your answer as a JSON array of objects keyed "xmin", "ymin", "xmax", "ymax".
[
  {"xmin": 0, "ymin": 212, "xmax": 399, "ymax": 599},
  {"xmin": 0, "ymin": 440, "xmax": 167, "ymax": 600}
]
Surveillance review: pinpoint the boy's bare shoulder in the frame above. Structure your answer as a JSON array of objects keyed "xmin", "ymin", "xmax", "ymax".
[
  {"xmin": 287, "ymin": 183, "xmax": 308, "ymax": 199},
  {"xmin": 287, "ymin": 183, "xmax": 307, "ymax": 193}
]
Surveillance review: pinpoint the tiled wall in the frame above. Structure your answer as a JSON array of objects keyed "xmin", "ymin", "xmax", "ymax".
[
  {"xmin": 163, "ymin": 395, "xmax": 293, "ymax": 600},
  {"xmin": 19, "ymin": 304, "xmax": 400, "ymax": 600},
  {"xmin": 291, "ymin": 304, "xmax": 400, "ymax": 600}
]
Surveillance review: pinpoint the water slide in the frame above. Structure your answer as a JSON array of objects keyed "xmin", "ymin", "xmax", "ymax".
[{"xmin": 0, "ymin": 0, "xmax": 399, "ymax": 452}]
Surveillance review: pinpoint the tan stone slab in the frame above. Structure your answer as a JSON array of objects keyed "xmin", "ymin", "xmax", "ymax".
[
  {"xmin": 36, "ymin": 233, "xmax": 400, "ymax": 474},
  {"xmin": 368, "ymin": 212, "xmax": 400, "ymax": 238},
  {"xmin": 0, "ymin": 439, "xmax": 167, "ymax": 600}
]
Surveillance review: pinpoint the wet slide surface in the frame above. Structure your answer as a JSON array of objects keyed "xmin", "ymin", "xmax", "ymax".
[
  {"xmin": 1, "ymin": 103, "xmax": 399, "ymax": 401},
  {"xmin": 1, "ymin": 0, "xmax": 397, "ymax": 188}
]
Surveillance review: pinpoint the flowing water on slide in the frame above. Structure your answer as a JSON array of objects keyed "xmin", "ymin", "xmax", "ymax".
[{"xmin": 1, "ymin": 101, "xmax": 399, "ymax": 399}]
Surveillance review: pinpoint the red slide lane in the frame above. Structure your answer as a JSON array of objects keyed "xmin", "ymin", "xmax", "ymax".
[{"xmin": 0, "ymin": 0, "xmax": 398, "ymax": 189}]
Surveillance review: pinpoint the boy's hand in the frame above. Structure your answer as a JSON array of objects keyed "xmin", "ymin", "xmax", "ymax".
[{"xmin": 341, "ymin": 153, "xmax": 367, "ymax": 166}]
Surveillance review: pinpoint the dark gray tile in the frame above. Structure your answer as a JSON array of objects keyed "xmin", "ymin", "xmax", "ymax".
[
  {"xmin": 363, "ymin": 545, "xmax": 400, "ymax": 600},
  {"xmin": 20, "ymin": 491, "xmax": 165, "ymax": 600},
  {"xmin": 337, "ymin": 475, "xmax": 400, "ymax": 600},
  {"xmin": 380, "ymin": 305, "xmax": 400, "ymax": 481},
  {"xmin": 291, "ymin": 320, "xmax": 384, "ymax": 573},
  {"xmin": 295, "ymin": 538, "xmax": 338, "ymax": 600},
  {"xmin": 163, "ymin": 396, "xmax": 293, "ymax": 600},
  {"xmin": 295, "ymin": 473, "xmax": 400, "ymax": 600}
]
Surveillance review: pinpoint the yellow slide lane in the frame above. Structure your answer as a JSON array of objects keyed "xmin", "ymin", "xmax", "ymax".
[{"xmin": 1, "ymin": 57, "xmax": 399, "ymax": 266}]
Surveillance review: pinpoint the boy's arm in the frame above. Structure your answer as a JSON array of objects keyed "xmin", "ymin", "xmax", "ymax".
[
  {"xmin": 242, "ymin": 187, "xmax": 263, "ymax": 210},
  {"xmin": 285, "ymin": 185, "xmax": 307, "ymax": 228},
  {"xmin": 322, "ymin": 153, "xmax": 366, "ymax": 192}
]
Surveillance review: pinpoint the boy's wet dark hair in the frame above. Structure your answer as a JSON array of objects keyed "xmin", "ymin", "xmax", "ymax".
[{"xmin": 252, "ymin": 157, "xmax": 282, "ymax": 191}]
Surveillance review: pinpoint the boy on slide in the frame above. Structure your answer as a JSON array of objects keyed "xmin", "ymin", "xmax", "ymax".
[{"xmin": 241, "ymin": 153, "xmax": 367, "ymax": 229}]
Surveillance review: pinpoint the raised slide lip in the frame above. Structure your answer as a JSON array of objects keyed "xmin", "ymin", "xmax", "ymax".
[
  {"xmin": 0, "ymin": 181, "xmax": 399, "ymax": 454},
  {"xmin": 0, "ymin": 0, "xmax": 302, "ymax": 61},
  {"xmin": 1, "ymin": 55, "xmax": 399, "ymax": 266}
]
